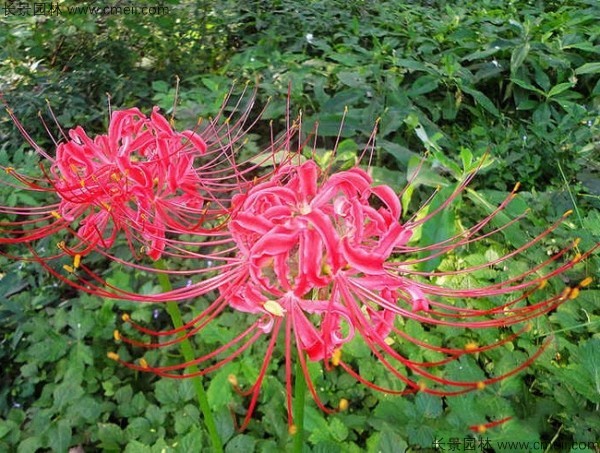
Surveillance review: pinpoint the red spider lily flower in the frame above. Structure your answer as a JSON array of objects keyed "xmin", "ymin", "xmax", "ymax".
[
  {"xmin": 1, "ymin": 90, "xmax": 297, "ymax": 275},
  {"xmin": 110, "ymin": 158, "xmax": 597, "ymax": 431}
]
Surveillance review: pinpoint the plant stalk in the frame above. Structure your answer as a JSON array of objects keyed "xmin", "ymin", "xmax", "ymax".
[
  {"xmin": 155, "ymin": 259, "xmax": 223, "ymax": 453},
  {"xmin": 292, "ymin": 355, "xmax": 307, "ymax": 453}
]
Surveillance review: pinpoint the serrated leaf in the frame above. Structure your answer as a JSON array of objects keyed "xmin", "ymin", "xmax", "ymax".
[
  {"xmin": 207, "ymin": 364, "xmax": 238, "ymax": 410},
  {"xmin": 176, "ymin": 427, "xmax": 203, "ymax": 453},
  {"xmin": 378, "ymin": 427, "xmax": 408, "ymax": 453},
  {"xmin": 97, "ymin": 423, "xmax": 124, "ymax": 450},
  {"xmin": 225, "ymin": 434, "xmax": 257, "ymax": 453},
  {"xmin": 415, "ymin": 393, "xmax": 443, "ymax": 419},
  {"xmin": 47, "ymin": 419, "xmax": 71, "ymax": 453},
  {"xmin": 154, "ymin": 378, "xmax": 180, "ymax": 406}
]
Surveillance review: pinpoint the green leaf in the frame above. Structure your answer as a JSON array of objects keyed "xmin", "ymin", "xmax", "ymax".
[
  {"xmin": 225, "ymin": 434, "xmax": 257, "ymax": 453},
  {"xmin": 154, "ymin": 378, "xmax": 180, "ymax": 406},
  {"xmin": 574, "ymin": 62, "xmax": 600, "ymax": 75},
  {"xmin": 207, "ymin": 364, "xmax": 238, "ymax": 410},
  {"xmin": 337, "ymin": 71, "xmax": 367, "ymax": 88},
  {"xmin": 53, "ymin": 381, "xmax": 84, "ymax": 412},
  {"xmin": 97, "ymin": 423, "xmax": 124, "ymax": 450},
  {"xmin": 47, "ymin": 419, "xmax": 71, "ymax": 453},
  {"xmin": 17, "ymin": 437, "xmax": 42, "ymax": 453},
  {"xmin": 408, "ymin": 75, "xmax": 439, "ymax": 97},
  {"xmin": 377, "ymin": 427, "xmax": 408, "ymax": 453},
  {"xmin": 124, "ymin": 440, "xmax": 152, "ymax": 453},
  {"xmin": 547, "ymin": 82, "xmax": 575, "ymax": 98},
  {"xmin": 510, "ymin": 78, "xmax": 544, "ymax": 95},
  {"xmin": 395, "ymin": 58, "xmax": 433, "ymax": 73},
  {"xmin": 176, "ymin": 427, "xmax": 203, "ymax": 453},
  {"xmin": 415, "ymin": 393, "xmax": 443, "ymax": 419},
  {"xmin": 417, "ymin": 185, "xmax": 456, "ymax": 272},
  {"xmin": 510, "ymin": 42, "xmax": 530, "ymax": 74},
  {"xmin": 461, "ymin": 85, "xmax": 500, "ymax": 116}
]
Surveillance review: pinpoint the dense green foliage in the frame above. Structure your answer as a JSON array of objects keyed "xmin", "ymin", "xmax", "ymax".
[{"xmin": 1, "ymin": 1, "xmax": 599, "ymax": 452}]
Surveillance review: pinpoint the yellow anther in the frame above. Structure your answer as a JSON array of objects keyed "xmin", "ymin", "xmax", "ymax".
[
  {"xmin": 228, "ymin": 374, "xmax": 238, "ymax": 386},
  {"xmin": 384, "ymin": 337, "xmax": 395, "ymax": 346},
  {"xmin": 338, "ymin": 398, "xmax": 349, "ymax": 411},
  {"xmin": 51, "ymin": 211, "xmax": 62, "ymax": 219},
  {"xmin": 476, "ymin": 381, "xmax": 486, "ymax": 391},
  {"xmin": 322, "ymin": 264, "xmax": 332, "ymax": 276},
  {"xmin": 524, "ymin": 322, "xmax": 533, "ymax": 333},
  {"xmin": 110, "ymin": 172, "xmax": 121, "ymax": 182},
  {"xmin": 113, "ymin": 330, "xmax": 121, "ymax": 341},
  {"xmin": 152, "ymin": 177, "xmax": 159, "ymax": 186},
  {"xmin": 573, "ymin": 238, "xmax": 581, "ymax": 247},
  {"xmin": 288, "ymin": 424, "xmax": 298, "ymax": 435},
  {"xmin": 5, "ymin": 167, "xmax": 15, "ymax": 174},
  {"xmin": 476, "ymin": 424, "xmax": 487, "ymax": 434},
  {"xmin": 263, "ymin": 300, "xmax": 285, "ymax": 317},
  {"xmin": 464, "ymin": 342, "xmax": 479, "ymax": 352},
  {"xmin": 139, "ymin": 358, "xmax": 149, "ymax": 369},
  {"xmin": 101, "ymin": 202, "xmax": 111, "ymax": 212},
  {"xmin": 73, "ymin": 254, "xmax": 81, "ymax": 269},
  {"xmin": 512, "ymin": 181, "xmax": 521, "ymax": 192},
  {"xmin": 579, "ymin": 277, "xmax": 593, "ymax": 288},
  {"xmin": 57, "ymin": 241, "xmax": 66, "ymax": 250},
  {"xmin": 80, "ymin": 179, "xmax": 85, "ymax": 188},
  {"xmin": 571, "ymin": 253, "xmax": 582, "ymax": 264},
  {"xmin": 63, "ymin": 264, "xmax": 74, "ymax": 273},
  {"xmin": 417, "ymin": 382, "xmax": 427, "ymax": 392},
  {"xmin": 559, "ymin": 287, "xmax": 571, "ymax": 300},
  {"xmin": 538, "ymin": 279, "xmax": 548, "ymax": 290},
  {"xmin": 568, "ymin": 287, "xmax": 580, "ymax": 300},
  {"xmin": 563, "ymin": 209, "xmax": 573, "ymax": 218},
  {"xmin": 122, "ymin": 313, "xmax": 130, "ymax": 322},
  {"xmin": 107, "ymin": 352, "xmax": 120, "ymax": 361},
  {"xmin": 332, "ymin": 349, "xmax": 342, "ymax": 367}
]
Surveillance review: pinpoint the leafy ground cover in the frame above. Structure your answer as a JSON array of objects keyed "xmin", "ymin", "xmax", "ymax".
[{"xmin": 0, "ymin": 1, "xmax": 599, "ymax": 452}]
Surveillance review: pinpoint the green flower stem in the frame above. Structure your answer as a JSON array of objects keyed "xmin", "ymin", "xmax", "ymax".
[
  {"xmin": 292, "ymin": 355, "xmax": 307, "ymax": 453},
  {"xmin": 154, "ymin": 259, "xmax": 223, "ymax": 453}
]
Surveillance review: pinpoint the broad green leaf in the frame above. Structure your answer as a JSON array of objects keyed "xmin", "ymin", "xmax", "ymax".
[
  {"xmin": 207, "ymin": 364, "xmax": 239, "ymax": 410},
  {"xmin": 225, "ymin": 434, "xmax": 257, "ymax": 453},
  {"xmin": 408, "ymin": 75, "xmax": 439, "ymax": 97},
  {"xmin": 461, "ymin": 85, "xmax": 500, "ymax": 116},
  {"xmin": 547, "ymin": 82, "xmax": 575, "ymax": 98},
  {"xmin": 510, "ymin": 78, "xmax": 544, "ymax": 95},
  {"xmin": 154, "ymin": 378, "xmax": 180, "ymax": 406},
  {"xmin": 510, "ymin": 42, "xmax": 530, "ymax": 74},
  {"xmin": 97, "ymin": 423, "xmax": 124, "ymax": 450},
  {"xmin": 418, "ymin": 185, "xmax": 456, "ymax": 272},
  {"xmin": 415, "ymin": 393, "xmax": 443, "ymax": 419},
  {"xmin": 47, "ymin": 419, "xmax": 72, "ymax": 453},
  {"xmin": 575, "ymin": 62, "xmax": 600, "ymax": 75},
  {"xmin": 377, "ymin": 427, "xmax": 408, "ymax": 453},
  {"xmin": 337, "ymin": 71, "xmax": 367, "ymax": 88}
]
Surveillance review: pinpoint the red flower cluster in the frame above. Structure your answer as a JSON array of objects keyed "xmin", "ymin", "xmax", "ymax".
[{"xmin": 1, "ymin": 102, "xmax": 596, "ymax": 432}]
